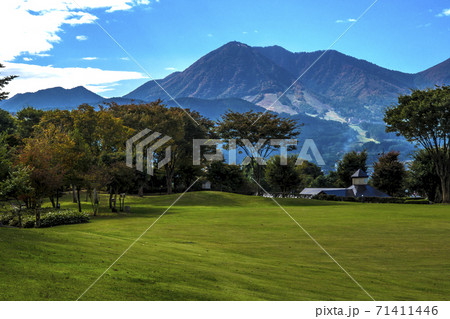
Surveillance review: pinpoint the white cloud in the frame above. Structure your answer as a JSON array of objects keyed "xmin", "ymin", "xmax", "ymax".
[
  {"xmin": 0, "ymin": 1, "xmax": 152, "ymax": 61},
  {"xmin": 3, "ymin": 62, "xmax": 146, "ymax": 96},
  {"xmin": 437, "ymin": 8, "xmax": 450, "ymax": 17},
  {"xmin": 82, "ymin": 57, "xmax": 98, "ymax": 60},
  {"xmin": 23, "ymin": 57, "xmax": 33, "ymax": 62},
  {"xmin": 242, "ymin": 31, "xmax": 248, "ymax": 34},
  {"xmin": 336, "ymin": 18, "xmax": 357, "ymax": 23},
  {"xmin": 120, "ymin": 57, "xmax": 130, "ymax": 60},
  {"xmin": 76, "ymin": 35, "xmax": 88, "ymax": 41},
  {"xmin": 165, "ymin": 67, "xmax": 177, "ymax": 71}
]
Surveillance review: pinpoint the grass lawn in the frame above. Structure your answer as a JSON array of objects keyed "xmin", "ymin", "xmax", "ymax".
[{"xmin": 0, "ymin": 191, "xmax": 449, "ymax": 301}]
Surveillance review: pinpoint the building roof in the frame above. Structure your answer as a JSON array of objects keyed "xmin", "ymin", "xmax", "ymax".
[
  {"xmin": 347, "ymin": 185, "xmax": 390, "ymax": 198},
  {"xmin": 351, "ymin": 169, "xmax": 368, "ymax": 178},
  {"xmin": 300, "ymin": 188, "xmax": 346, "ymax": 196},
  {"xmin": 300, "ymin": 185, "xmax": 390, "ymax": 198}
]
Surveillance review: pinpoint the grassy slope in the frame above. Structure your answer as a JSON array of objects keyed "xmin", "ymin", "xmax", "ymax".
[{"xmin": 0, "ymin": 191, "xmax": 448, "ymax": 301}]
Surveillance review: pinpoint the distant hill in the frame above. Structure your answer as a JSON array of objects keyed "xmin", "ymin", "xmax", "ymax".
[{"xmin": 0, "ymin": 86, "xmax": 103, "ymax": 112}]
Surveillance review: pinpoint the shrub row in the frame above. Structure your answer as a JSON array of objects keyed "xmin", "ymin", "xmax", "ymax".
[
  {"xmin": 311, "ymin": 193, "xmax": 431, "ymax": 204},
  {"xmin": 39, "ymin": 210, "xmax": 90, "ymax": 228},
  {"xmin": 0, "ymin": 209, "xmax": 90, "ymax": 228}
]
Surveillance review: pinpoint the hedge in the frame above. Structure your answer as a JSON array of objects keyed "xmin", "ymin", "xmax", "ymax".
[
  {"xmin": 311, "ymin": 194, "xmax": 431, "ymax": 204},
  {"xmin": 0, "ymin": 209, "xmax": 90, "ymax": 228},
  {"xmin": 39, "ymin": 210, "xmax": 90, "ymax": 228}
]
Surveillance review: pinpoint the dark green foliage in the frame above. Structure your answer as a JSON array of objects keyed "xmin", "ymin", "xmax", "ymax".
[
  {"xmin": 384, "ymin": 85, "xmax": 450, "ymax": 203},
  {"xmin": 206, "ymin": 161, "xmax": 246, "ymax": 192},
  {"xmin": 39, "ymin": 210, "xmax": 90, "ymax": 228},
  {"xmin": 336, "ymin": 150, "xmax": 368, "ymax": 187},
  {"xmin": 404, "ymin": 199, "xmax": 430, "ymax": 204},
  {"xmin": 371, "ymin": 151, "xmax": 406, "ymax": 196},
  {"xmin": 0, "ymin": 108, "xmax": 16, "ymax": 134},
  {"xmin": 407, "ymin": 149, "xmax": 442, "ymax": 202},
  {"xmin": 22, "ymin": 215, "xmax": 36, "ymax": 228},
  {"xmin": 0, "ymin": 63, "xmax": 17, "ymax": 101},
  {"xmin": 15, "ymin": 107, "xmax": 45, "ymax": 140},
  {"xmin": 265, "ymin": 155, "xmax": 300, "ymax": 195},
  {"xmin": 0, "ymin": 209, "xmax": 89, "ymax": 228}
]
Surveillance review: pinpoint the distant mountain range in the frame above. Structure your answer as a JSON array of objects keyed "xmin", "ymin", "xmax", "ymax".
[
  {"xmin": 1, "ymin": 41, "xmax": 448, "ymax": 169},
  {"xmin": 125, "ymin": 41, "xmax": 449, "ymax": 121}
]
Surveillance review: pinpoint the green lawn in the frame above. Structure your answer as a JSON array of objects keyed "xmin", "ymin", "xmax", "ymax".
[{"xmin": 0, "ymin": 191, "xmax": 448, "ymax": 301}]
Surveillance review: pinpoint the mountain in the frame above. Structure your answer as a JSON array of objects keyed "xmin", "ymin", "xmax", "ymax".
[
  {"xmin": 164, "ymin": 97, "xmax": 265, "ymax": 120},
  {"xmin": 415, "ymin": 58, "xmax": 450, "ymax": 87},
  {"xmin": 124, "ymin": 41, "xmax": 305, "ymax": 114},
  {"xmin": 0, "ymin": 86, "xmax": 103, "ymax": 112},
  {"xmin": 127, "ymin": 41, "xmax": 449, "ymax": 122},
  {"xmin": 254, "ymin": 46, "xmax": 417, "ymax": 119}
]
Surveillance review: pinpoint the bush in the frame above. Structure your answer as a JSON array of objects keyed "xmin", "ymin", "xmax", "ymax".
[
  {"xmin": 39, "ymin": 210, "xmax": 90, "ymax": 228},
  {"xmin": 8, "ymin": 216, "xmax": 21, "ymax": 227},
  {"xmin": 22, "ymin": 215, "xmax": 36, "ymax": 228},
  {"xmin": 0, "ymin": 213, "xmax": 14, "ymax": 226},
  {"xmin": 404, "ymin": 199, "xmax": 430, "ymax": 204}
]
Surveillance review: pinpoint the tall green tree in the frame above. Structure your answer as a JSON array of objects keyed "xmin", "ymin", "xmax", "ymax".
[
  {"xmin": 217, "ymin": 111, "xmax": 300, "ymax": 193},
  {"xmin": 371, "ymin": 151, "xmax": 406, "ymax": 196},
  {"xmin": 206, "ymin": 161, "xmax": 246, "ymax": 192},
  {"xmin": 265, "ymin": 155, "xmax": 301, "ymax": 196},
  {"xmin": 0, "ymin": 166, "xmax": 33, "ymax": 227},
  {"xmin": 407, "ymin": 149, "xmax": 442, "ymax": 202},
  {"xmin": 0, "ymin": 109, "xmax": 15, "ymax": 134},
  {"xmin": 336, "ymin": 150, "xmax": 368, "ymax": 187},
  {"xmin": 384, "ymin": 86, "xmax": 450, "ymax": 203},
  {"xmin": 0, "ymin": 63, "xmax": 17, "ymax": 101},
  {"xmin": 16, "ymin": 107, "xmax": 44, "ymax": 140}
]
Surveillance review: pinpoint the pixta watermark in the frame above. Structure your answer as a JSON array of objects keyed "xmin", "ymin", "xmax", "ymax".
[{"xmin": 127, "ymin": 130, "xmax": 325, "ymax": 175}]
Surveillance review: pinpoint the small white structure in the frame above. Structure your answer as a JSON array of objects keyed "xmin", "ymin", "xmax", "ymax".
[{"xmin": 202, "ymin": 180, "xmax": 211, "ymax": 190}]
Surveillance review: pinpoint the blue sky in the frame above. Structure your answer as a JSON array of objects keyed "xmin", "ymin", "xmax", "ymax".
[{"xmin": 2, "ymin": 0, "xmax": 450, "ymax": 98}]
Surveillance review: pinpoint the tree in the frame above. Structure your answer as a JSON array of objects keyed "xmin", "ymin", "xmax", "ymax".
[
  {"xmin": 18, "ymin": 132, "xmax": 67, "ymax": 226},
  {"xmin": 336, "ymin": 150, "xmax": 368, "ymax": 187},
  {"xmin": 109, "ymin": 102, "xmax": 212, "ymax": 194},
  {"xmin": 407, "ymin": 149, "xmax": 442, "ymax": 202},
  {"xmin": 0, "ymin": 133, "xmax": 11, "ymax": 182},
  {"xmin": 0, "ymin": 166, "xmax": 33, "ymax": 227},
  {"xmin": 384, "ymin": 86, "xmax": 450, "ymax": 203},
  {"xmin": 265, "ymin": 155, "xmax": 301, "ymax": 196},
  {"xmin": 0, "ymin": 63, "xmax": 17, "ymax": 101},
  {"xmin": 0, "ymin": 109, "xmax": 15, "ymax": 135},
  {"xmin": 371, "ymin": 151, "xmax": 406, "ymax": 196},
  {"xmin": 217, "ymin": 111, "xmax": 300, "ymax": 193},
  {"xmin": 206, "ymin": 161, "xmax": 246, "ymax": 192},
  {"xmin": 16, "ymin": 107, "xmax": 44, "ymax": 140}
]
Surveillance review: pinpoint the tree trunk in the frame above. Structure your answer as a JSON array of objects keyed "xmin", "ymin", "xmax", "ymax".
[
  {"xmin": 72, "ymin": 184, "xmax": 77, "ymax": 203},
  {"xmin": 49, "ymin": 196, "xmax": 56, "ymax": 208},
  {"xmin": 138, "ymin": 185, "xmax": 144, "ymax": 197},
  {"xmin": 92, "ymin": 188, "xmax": 99, "ymax": 216},
  {"xmin": 35, "ymin": 207, "xmax": 40, "ymax": 228},
  {"xmin": 109, "ymin": 187, "xmax": 113, "ymax": 209},
  {"xmin": 166, "ymin": 175, "xmax": 173, "ymax": 194},
  {"xmin": 441, "ymin": 174, "xmax": 450, "ymax": 204},
  {"xmin": 76, "ymin": 186, "xmax": 82, "ymax": 212}
]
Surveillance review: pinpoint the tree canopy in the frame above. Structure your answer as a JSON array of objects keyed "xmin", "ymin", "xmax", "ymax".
[{"xmin": 384, "ymin": 86, "xmax": 450, "ymax": 203}]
